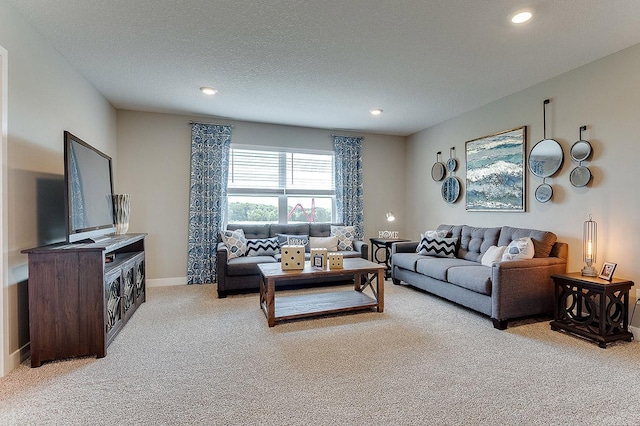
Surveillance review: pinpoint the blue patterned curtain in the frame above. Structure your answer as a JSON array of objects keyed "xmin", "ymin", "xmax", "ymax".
[
  {"xmin": 333, "ymin": 135, "xmax": 364, "ymax": 239},
  {"xmin": 187, "ymin": 123, "xmax": 232, "ymax": 284}
]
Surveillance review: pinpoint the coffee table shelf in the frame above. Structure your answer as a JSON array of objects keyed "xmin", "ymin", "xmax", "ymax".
[
  {"xmin": 274, "ymin": 291, "xmax": 378, "ymax": 321},
  {"xmin": 258, "ymin": 258, "xmax": 385, "ymax": 327}
]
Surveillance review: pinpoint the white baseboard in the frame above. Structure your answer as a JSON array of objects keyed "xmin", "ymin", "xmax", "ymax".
[{"xmin": 146, "ymin": 277, "xmax": 188, "ymax": 287}]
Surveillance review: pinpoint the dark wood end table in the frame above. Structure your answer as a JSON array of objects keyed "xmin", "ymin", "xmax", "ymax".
[
  {"xmin": 369, "ymin": 237, "xmax": 409, "ymax": 279},
  {"xmin": 550, "ymin": 272, "xmax": 635, "ymax": 348}
]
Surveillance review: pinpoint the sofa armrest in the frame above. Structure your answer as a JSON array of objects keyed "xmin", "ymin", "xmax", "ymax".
[
  {"xmin": 391, "ymin": 241, "xmax": 419, "ymax": 255},
  {"xmin": 491, "ymin": 257, "xmax": 567, "ymax": 322},
  {"xmin": 216, "ymin": 243, "xmax": 229, "ymax": 296},
  {"xmin": 353, "ymin": 240, "xmax": 368, "ymax": 259}
]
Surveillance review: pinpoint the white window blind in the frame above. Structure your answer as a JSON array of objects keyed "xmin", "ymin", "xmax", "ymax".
[
  {"xmin": 228, "ymin": 147, "xmax": 334, "ymax": 194},
  {"xmin": 227, "ymin": 146, "xmax": 336, "ymax": 224}
]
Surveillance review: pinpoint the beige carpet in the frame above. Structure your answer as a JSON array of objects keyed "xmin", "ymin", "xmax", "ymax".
[{"xmin": 1, "ymin": 281, "xmax": 639, "ymax": 425}]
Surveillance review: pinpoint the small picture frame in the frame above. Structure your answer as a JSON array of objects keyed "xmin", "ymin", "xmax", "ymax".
[
  {"xmin": 598, "ymin": 262, "xmax": 617, "ymax": 281},
  {"xmin": 312, "ymin": 254, "xmax": 325, "ymax": 270}
]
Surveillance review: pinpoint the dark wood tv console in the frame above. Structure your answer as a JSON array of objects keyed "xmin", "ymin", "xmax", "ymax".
[{"xmin": 22, "ymin": 233, "xmax": 146, "ymax": 367}]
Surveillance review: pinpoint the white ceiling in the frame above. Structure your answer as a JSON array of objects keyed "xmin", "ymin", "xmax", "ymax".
[{"xmin": 8, "ymin": 0, "xmax": 640, "ymax": 136}]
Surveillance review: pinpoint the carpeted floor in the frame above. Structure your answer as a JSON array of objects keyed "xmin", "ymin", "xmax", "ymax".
[{"xmin": 1, "ymin": 281, "xmax": 639, "ymax": 425}]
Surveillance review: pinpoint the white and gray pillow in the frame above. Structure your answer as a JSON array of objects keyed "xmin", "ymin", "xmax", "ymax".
[
  {"xmin": 220, "ymin": 229, "xmax": 248, "ymax": 259},
  {"xmin": 330, "ymin": 225, "xmax": 355, "ymax": 251},
  {"xmin": 277, "ymin": 234, "xmax": 310, "ymax": 252}
]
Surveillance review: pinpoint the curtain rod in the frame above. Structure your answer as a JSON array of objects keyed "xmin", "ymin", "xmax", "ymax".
[
  {"xmin": 189, "ymin": 120, "xmax": 235, "ymax": 128},
  {"xmin": 331, "ymin": 133, "xmax": 364, "ymax": 140}
]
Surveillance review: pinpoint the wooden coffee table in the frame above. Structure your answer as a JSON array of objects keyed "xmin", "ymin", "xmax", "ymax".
[{"xmin": 258, "ymin": 257, "xmax": 385, "ymax": 327}]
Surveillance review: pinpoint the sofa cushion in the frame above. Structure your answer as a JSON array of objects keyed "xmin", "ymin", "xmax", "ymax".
[
  {"xmin": 415, "ymin": 257, "xmax": 477, "ymax": 281},
  {"xmin": 270, "ymin": 223, "xmax": 310, "ymax": 237},
  {"xmin": 447, "ymin": 265, "xmax": 492, "ymax": 295},
  {"xmin": 392, "ymin": 253, "xmax": 425, "ymax": 272},
  {"xmin": 221, "ymin": 229, "xmax": 248, "ymax": 259},
  {"xmin": 331, "ymin": 225, "xmax": 356, "ymax": 251},
  {"xmin": 310, "ymin": 236, "xmax": 339, "ymax": 251},
  {"xmin": 277, "ymin": 234, "xmax": 310, "ymax": 252},
  {"xmin": 501, "ymin": 237, "xmax": 535, "ymax": 261},
  {"xmin": 226, "ymin": 256, "xmax": 277, "ymax": 276},
  {"xmin": 309, "ymin": 223, "xmax": 336, "ymax": 237},
  {"xmin": 416, "ymin": 236, "xmax": 458, "ymax": 258},
  {"xmin": 227, "ymin": 223, "xmax": 269, "ymax": 239},
  {"xmin": 458, "ymin": 226, "xmax": 501, "ymax": 262},
  {"xmin": 498, "ymin": 226, "xmax": 557, "ymax": 258},
  {"xmin": 246, "ymin": 237, "xmax": 279, "ymax": 257}
]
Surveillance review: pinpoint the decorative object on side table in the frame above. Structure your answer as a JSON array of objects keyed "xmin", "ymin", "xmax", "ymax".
[
  {"xmin": 112, "ymin": 193, "xmax": 131, "ymax": 234},
  {"xmin": 598, "ymin": 262, "xmax": 617, "ymax": 281},
  {"xmin": 529, "ymin": 99, "xmax": 563, "ymax": 203},
  {"xmin": 581, "ymin": 215, "xmax": 597, "ymax": 277},
  {"xmin": 550, "ymin": 273, "xmax": 634, "ymax": 348},
  {"xmin": 465, "ymin": 126, "xmax": 526, "ymax": 211}
]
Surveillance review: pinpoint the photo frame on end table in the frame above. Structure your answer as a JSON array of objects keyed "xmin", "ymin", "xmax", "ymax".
[{"xmin": 598, "ymin": 262, "xmax": 617, "ymax": 281}]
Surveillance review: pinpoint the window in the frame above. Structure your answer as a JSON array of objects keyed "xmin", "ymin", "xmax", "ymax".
[{"xmin": 227, "ymin": 146, "xmax": 335, "ymax": 224}]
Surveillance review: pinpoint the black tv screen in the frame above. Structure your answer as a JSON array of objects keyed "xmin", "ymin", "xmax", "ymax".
[{"xmin": 64, "ymin": 131, "xmax": 116, "ymax": 243}]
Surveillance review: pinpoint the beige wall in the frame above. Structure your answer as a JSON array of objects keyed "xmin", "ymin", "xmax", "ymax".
[
  {"xmin": 405, "ymin": 44, "xmax": 640, "ymax": 282},
  {"xmin": 0, "ymin": 0, "xmax": 117, "ymax": 375},
  {"xmin": 116, "ymin": 110, "xmax": 406, "ymax": 283}
]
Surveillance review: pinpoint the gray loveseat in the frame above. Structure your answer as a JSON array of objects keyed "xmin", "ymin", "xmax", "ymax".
[
  {"xmin": 216, "ymin": 223, "xmax": 368, "ymax": 298},
  {"xmin": 391, "ymin": 224, "xmax": 568, "ymax": 329}
]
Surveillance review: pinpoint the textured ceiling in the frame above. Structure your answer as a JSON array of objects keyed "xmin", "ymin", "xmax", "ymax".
[{"xmin": 7, "ymin": 0, "xmax": 640, "ymax": 136}]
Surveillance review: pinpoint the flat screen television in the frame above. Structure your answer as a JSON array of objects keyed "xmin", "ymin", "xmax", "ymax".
[{"xmin": 63, "ymin": 131, "xmax": 116, "ymax": 243}]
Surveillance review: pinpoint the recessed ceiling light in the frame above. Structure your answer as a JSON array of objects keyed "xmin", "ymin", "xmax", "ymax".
[
  {"xmin": 369, "ymin": 109, "xmax": 383, "ymax": 116},
  {"xmin": 511, "ymin": 11, "xmax": 532, "ymax": 24},
  {"xmin": 200, "ymin": 86, "xmax": 218, "ymax": 95}
]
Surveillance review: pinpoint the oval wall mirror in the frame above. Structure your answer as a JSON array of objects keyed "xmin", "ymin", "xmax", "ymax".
[
  {"xmin": 529, "ymin": 139, "xmax": 564, "ymax": 178},
  {"xmin": 570, "ymin": 166, "xmax": 592, "ymax": 187},
  {"xmin": 570, "ymin": 140, "xmax": 592, "ymax": 162},
  {"xmin": 431, "ymin": 162, "xmax": 445, "ymax": 182}
]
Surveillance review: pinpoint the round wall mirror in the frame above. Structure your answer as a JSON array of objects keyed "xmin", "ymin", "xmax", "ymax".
[
  {"xmin": 570, "ymin": 140, "xmax": 592, "ymax": 162},
  {"xmin": 535, "ymin": 183, "xmax": 553, "ymax": 203},
  {"xmin": 529, "ymin": 139, "xmax": 564, "ymax": 178},
  {"xmin": 441, "ymin": 176, "xmax": 460, "ymax": 203},
  {"xmin": 570, "ymin": 166, "xmax": 592, "ymax": 187}
]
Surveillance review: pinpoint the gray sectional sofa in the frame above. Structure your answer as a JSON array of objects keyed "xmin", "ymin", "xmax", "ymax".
[
  {"xmin": 391, "ymin": 224, "xmax": 568, "ymax": 329},
  {"xmin": 216, "ymin": 223, "xmax": 368, "ymax": 298}
]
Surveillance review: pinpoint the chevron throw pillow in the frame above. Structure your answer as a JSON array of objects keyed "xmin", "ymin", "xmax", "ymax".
[
  {"xmin": 415, "ymin": 230, "xmax": 448, "ymax": 253},
  {"xmin": 417, "ymin": 236, "xmax": 458, "ymax": 258},
  {"xmin": 246, "ymin": 237, "xmax": 280, "ymax": 257}
]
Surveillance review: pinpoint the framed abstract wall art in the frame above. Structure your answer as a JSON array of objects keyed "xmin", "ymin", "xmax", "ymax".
[{"xmin": 465, "ymin": 126, "xmax": 526, "ymax": 212}]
